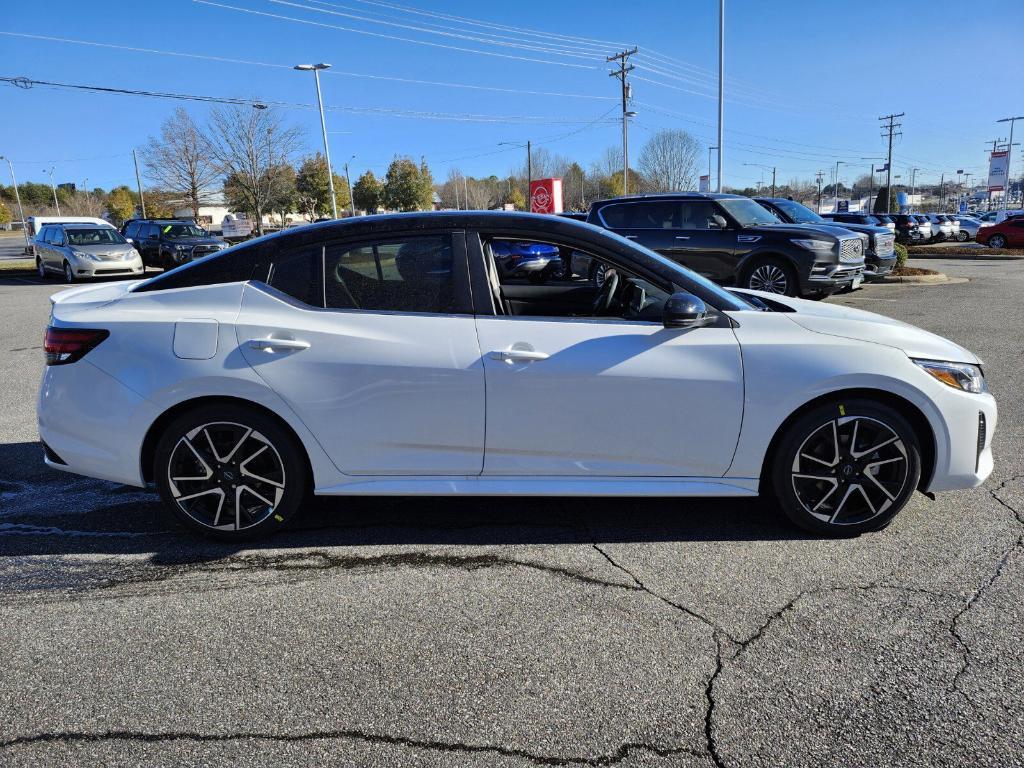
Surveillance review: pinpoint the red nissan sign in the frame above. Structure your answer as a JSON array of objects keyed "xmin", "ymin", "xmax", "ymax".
[{"xmin": 529, "ymin": 178, "xmax": 563, "ymax": 214}]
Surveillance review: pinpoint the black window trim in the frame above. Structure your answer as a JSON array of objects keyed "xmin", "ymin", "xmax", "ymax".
[
  {"xmin": 594, "ymin": 199, "xmax": 729, "ymax": 231},
  {"xmin": 466, "ymin": 228, "xmax": 734, "ymax": 325},
  {"xmin": 261, "ymin": 229, "xmax": 472, "ymax": 318}
]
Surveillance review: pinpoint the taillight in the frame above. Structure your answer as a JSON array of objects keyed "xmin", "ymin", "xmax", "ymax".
[{"xmin": 43, "ymin": 327, "xmax": 109, "ymax": 365}]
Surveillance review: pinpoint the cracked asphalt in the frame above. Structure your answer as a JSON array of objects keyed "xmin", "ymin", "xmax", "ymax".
[{"xmin": 1, "ymin": 254, "xmax": 1022, "ymax": 767}]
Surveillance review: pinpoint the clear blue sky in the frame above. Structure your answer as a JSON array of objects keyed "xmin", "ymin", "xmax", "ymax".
[{"xmin": 1, "ymin": 0, "xmax": 1021, "ymax": 193}]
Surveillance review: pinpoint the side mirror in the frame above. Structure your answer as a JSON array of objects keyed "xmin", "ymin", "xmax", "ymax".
[
  {"xmin": 663, "ymin": 291, "xmax": 710, "ymax": 329},
  {"xmin": 709, "ymin": 214, "xmax": 728, "ymax": 229},
  {"xmin": 125, "ymin": 237, "xmax": 134, "ymax": 244}
]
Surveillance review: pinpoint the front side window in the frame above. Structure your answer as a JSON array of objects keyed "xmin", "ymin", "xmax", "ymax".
[
  {"xmin": 161, "ymin": 223, "xmax": 208, "ymax": 239},
  {"xmin": 124, "ymin": 222, "xmax": 140, "ymax": 239},
  {"xmin": 678, "ymin": 200, "xmax": 723, "ymax": 230},
  {"xmin": 36, "ymin": 226, "xmax": 51, "ymax": 243},
  {"xmin": 49, "ymin": 228, "xmax": 65, "ymax": 246},
  {"xmin": 325, "ymin": 236, "xmax": 455, "ymax": 314},
  {"xmin": 770, "ymin": 199, "xmax": 824, "ymax": 224},
  {"xmin": 718, "ymin": 198, "xmax": 780, "ymax": 226}
]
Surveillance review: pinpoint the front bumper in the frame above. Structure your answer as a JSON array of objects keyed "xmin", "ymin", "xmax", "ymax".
[
  {"xmin": 71, "ymin": 257, "xmax": 145, "ymax": 279},
  {"xmin": 864, "ymin": 256, "xmax": 897, "ymax": 280},
  {"xmin": 923, "ymin": 387, "xmax": 997, "ymax": 493},
  {"xmin": 806, "ymin": 263, "xmax": 865, "ymax": 293}
]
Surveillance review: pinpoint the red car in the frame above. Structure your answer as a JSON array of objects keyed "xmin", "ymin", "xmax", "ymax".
[{"xmin": 976, "ymin": 216, "xmax": 1024, "ymax": 248}]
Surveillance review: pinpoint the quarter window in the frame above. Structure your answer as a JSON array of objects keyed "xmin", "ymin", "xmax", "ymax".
[
  {"xmin": 269, "ymin": 246, "xmax": 324, "ymax": 308},
  {"xmin": 324, "ymin": 236, "xmax": 455, "ymax": 314}
]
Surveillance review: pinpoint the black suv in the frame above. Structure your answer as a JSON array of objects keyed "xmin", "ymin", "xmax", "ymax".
[
  {"xmin": 585, "ymin": 193, "xmax": 865, "ymax": 297},
  {"xmin": 121, "ymin": 218, "xmax": 228, "ymax": 270},
  {"xmin": 756, "ymin": 198, "xmax": 896, "ymax": 281}
]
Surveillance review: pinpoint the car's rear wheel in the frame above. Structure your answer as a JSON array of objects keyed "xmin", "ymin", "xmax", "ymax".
[
  {"xmin": 62, "ymin": 261, "xmax": 76, "ymax": 284},
  {"xmin": 770, "ymin": 399, "xmax": 921, "ymax": 536},
  {"xmin": 988, "ymin": 234, "xmax": 1007, "ymax": 249},
  {"xmin": 154, "ymin": 404, "xmax": 308, "ymax": 540},
  {"xmin": 743, "ymin": 258, "xmax": 797, "ymax": 296}
]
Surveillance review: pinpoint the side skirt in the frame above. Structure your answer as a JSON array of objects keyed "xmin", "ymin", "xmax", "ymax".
[{"xmin": 314, "ymin": 476, "xmax": 761, "ymax": 497}]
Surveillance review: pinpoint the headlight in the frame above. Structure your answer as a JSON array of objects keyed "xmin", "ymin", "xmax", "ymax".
[
  {"xmin": 791, "ymin": 238, "xmax": 835, "ymax": 252},
  {"xmin": 72, "ymin": 250, "xmax": 99, "ymax": 261},
  {"xmin": 913, "ymin": 359, "xmax": 987, "ymax": 394}
]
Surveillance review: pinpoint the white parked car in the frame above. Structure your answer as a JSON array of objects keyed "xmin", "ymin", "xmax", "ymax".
[{"xmin": 37, "ymin": 213, "xmax": 996, "ymax": 540}]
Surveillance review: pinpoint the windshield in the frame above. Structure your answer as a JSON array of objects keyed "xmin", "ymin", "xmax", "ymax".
[
  {"xmin": 66, "ymin": 228, "xmax": 127, "ymax": 246},
  {"xmin": 719, "ymin": 198, "xmax": 782, "ymax": 226},
  {"xmin": 162, "ymin": 223, "xmax": 208, "ymax": 239},
  {"xmin": 769, "ymin": 199, "xmax": 824, "ymax": 224}
]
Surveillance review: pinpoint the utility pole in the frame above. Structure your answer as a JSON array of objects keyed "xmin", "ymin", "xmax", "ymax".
[
  {"xmin": 815, "ymin": 170, "xmax": 824, "ymax": 213},
  {"xmin": 47, "ymin": 167, "xmax": 60, "ymax": 215},
  {"xmin": 939, "ymin": 172, "xmax": 945, "ymax": 210},
  {"xmin": 132, "ymin": 149, "xmax": 147, "ymax": 218},
  {"xmin": 996, "ymin": 117, "xmax": 1024, "ymax": 212},
  {"xmin": 0, "ymin": 156, "xmax": 29, "ymax": 253},
  {"xmin": 909, "ymin": 168, "xmax": 919, "ymax": 212},
  {"xmin": 861, "ymin": 157, "xmax": 885, "ymax": 212},
  {"xmin": 498, "ymin": 140, "xmax": 532, "ymax": 209},
  {"xmin": 717, "ymin": 0, "xmax": 724, "ymax": 192},
  {"xmin": 879, "ymin": 112, "xmax": 904, "ymax": 213},
  {"xmin": 607, "ymin": 47, "xmax": 637, "ymax": 196}
]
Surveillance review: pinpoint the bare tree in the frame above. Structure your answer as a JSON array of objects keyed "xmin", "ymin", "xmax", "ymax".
[
  {"xmin": 638, "ymin": 129, "xmax": 700, "ymax": 192},
  {"xmin": 143, "ymin": 108, "xmax": 221, "ymax": 220},
  {"xmin": 204, "ymin": 105, "xmax": 304, "ymax": 235}
]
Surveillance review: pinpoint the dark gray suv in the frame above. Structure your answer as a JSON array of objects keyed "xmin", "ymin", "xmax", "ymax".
[{"xmin": 586, "ymin": 193, "xmax": 865, "ymax": 297}]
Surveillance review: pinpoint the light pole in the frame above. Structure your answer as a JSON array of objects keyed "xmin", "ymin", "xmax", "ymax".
[
  {"xmin": 833, "ymin": 160, "xmax": 845, "ymax": 212},
  {"xmin": 997, "ymin": 116, "xmax": 1024, "ymax": 212},
  {"xmin": 743, "ymin": 163, "xmax": 776, "ymax": 197},
  {"xmin": 909, "ymin": 167, "xmax": 919, "ymax": 212},
  {"xmin": 47, "ymin": 167, "xmax": 61, "ymax": 215},
  {"xmin": 708, "ymin": 145, "xmax": 718, "ymax": 191},
  {"xmin": 295, "ymin": 63, "xmax": 338, "ymax": 219},
  {"xmin": 860, "ymin": 156, "xmax": 885, "ymax": 212},
  {"xmin": 343, "ymin": 154, "xmax": 355, "ymax": 216},
  {"xmin": 0, "ymin": 155, "xmax": 29, "ymax": 253},
  {"xmin": 717, "ymin": 0, "xmax": 724, "ymax": 192},
  {"xmin": 499, "ymin": 140, "xmax": 532, "ymax": 208}
]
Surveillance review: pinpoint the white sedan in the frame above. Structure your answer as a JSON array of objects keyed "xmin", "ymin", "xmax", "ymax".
[{"xmin": 37, "ymin": 212, "xmax": 996, "ymax": 540}]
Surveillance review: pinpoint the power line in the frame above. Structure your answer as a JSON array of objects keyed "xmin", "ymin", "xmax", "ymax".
[
  {"xmin": 0, "ymin": 31, "xmax": 614, "ymax": 101},
  {"xmin": 193, "ymin": 0, "xmax": 600, "ymax": 69}
]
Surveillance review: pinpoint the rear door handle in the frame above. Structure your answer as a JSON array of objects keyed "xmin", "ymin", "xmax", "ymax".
[
  {"xmin": 674, "ymin": 235, "xmax": 691, "ymax": 240},
  {"xmin": 489, "ymin": 349, "xmax": 549, "ymax": 363},
  {"xmin": 247, "ymin": 338, "xmax": 310, "ymax": 353},
  {"xmin": 623, "ymin": 235, "xmax": 638, "ymax": 240}
]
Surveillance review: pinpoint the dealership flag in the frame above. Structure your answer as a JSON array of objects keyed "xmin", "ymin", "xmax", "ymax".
[{"xmin": 988, "ymin": 151, "xmax": 1009, "ymax": 191}]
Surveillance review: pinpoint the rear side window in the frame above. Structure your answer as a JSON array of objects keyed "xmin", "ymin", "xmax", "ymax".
[
  {"xmin": 269, "ymin": 246, "xmax": 324, "ymax": 307},
  {"xmin": 133, "ymin": 244, "xmax": 257, "ymax": 292},
  {"xmin": 325, "ymin": 236, "xmax": 456, "ymax": 314},
  {"xmin": 36, "ymin": 226, "xmax": 50, "ymax": 243}
]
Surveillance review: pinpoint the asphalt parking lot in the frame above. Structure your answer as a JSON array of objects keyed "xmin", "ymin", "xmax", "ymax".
[{"xmin": 1, "ymin": 256, "xmax": 1023, "ymax": 767}]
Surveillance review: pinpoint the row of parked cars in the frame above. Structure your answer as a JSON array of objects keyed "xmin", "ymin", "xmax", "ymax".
[{"xmin": 29, "ymin": 216, "xmax": 228, "ymax": 283}]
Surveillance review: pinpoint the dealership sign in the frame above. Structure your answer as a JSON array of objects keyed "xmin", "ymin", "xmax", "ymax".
[
  {"xmin": 529, "ymin": 178, "xmax": 563, "ymax": 214},
  {"xmin": 699, "ymin": 175, "xmax": 710, "ymax": 192},
  {"xmin": 988, "ymin": 151, "xmax": 1009, "ymax": 192}
]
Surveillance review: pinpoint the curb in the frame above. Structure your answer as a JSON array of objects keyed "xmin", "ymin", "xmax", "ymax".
[{"xmin": 874, "ymin": 273, "xmax": 967, "ymax": 285}]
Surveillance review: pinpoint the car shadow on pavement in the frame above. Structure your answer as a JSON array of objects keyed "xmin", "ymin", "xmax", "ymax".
[{"xmin": 0, "ymin": 440, "xmax": 811, "ymax": 564}]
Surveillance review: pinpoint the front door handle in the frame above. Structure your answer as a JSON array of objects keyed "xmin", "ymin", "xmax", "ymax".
[
  {"xmin": 674, "ymin": 235, "xmax": 691, "ymax": 240},
  {"xmin": 247, "ymin": 338, "xmax": 310, "ymax": 353},
  {"xmin": 623, "ymin": 235, "xmax": 638, "ymax": 240},
  {"xmin": 489, "ymin": 349, "xmax": 549, "ymax": 363}
]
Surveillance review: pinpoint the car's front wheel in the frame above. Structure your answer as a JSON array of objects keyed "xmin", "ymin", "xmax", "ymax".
[
  {"xmin": 988, "ymin": 234, "xmax": 1007, "ymax": 249},
  {"xmin": 957, "ymin": 230, "xmax": 970, "ymax": 242},
  {"xmin": 154, "ymin": 404, "xmax": 309, "ymax": 540},
  {"xmin": 37, "ymin": 258, "xmax": 48, "ymax": 280},
  {"xmin": 62, "ymin": 261, "xmax": 76, "ymax": 284},
  {"xmin": 770, "ymin": 399, "xmax": 921, "ymax": 536},
  {"xmin": 743, "ymin": 258, "xmax": 798, "ymax": 296}
]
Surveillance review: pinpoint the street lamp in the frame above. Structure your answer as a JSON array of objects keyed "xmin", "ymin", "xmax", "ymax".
[
  {"xmin": 707, "ymin": 146, "xmax": 718, "ymax": 191},
  {"xmin": 294, "ymin": 63, "xmax": 338, "ymax": 219},
  {"xmin": 343, "ymin": 154, "xmax": 355, "ymax": 216},
  {"xmin": 499, "ymin": 140, "xmax": 532, "ymax": 208},
  {"xmin": 742, "ymin": 163, "xmax": 776, "ymax": 197},
  {"xmin": 860, "ymin": 157, "xmax": 885, "ymax": 213},
  {"xmin": 833, "ymin": 160, "xmax": 845, "ymax": 212},
  {"xmin": 47, "ymin": 166, "xmax": 60, "ymax": 215},
  {"xmin": 0, "ymin": 155, "xmax": 29, "ymax": 253}
]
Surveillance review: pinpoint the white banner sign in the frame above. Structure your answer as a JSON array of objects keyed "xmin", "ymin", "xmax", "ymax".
[
  {"xmin": 699, "ymin": 174, "xmax": 710, "ymax": 192},
  {"xmin": 988, "ymin": 150, "xmax": 1009, "ymax": 191}
]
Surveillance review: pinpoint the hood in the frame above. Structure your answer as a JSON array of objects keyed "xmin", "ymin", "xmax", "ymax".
[
  {"xmin": 819, "ymin": 222, "xmax": 889, "ymax": 237},
  {"xmin": 167, "ymin": 237, "xmax": 226, "ymax": 246},
  {"xmin": 748, "ymin": 222, "xmax": 858, "ymax": 240},
  {"xmin": 732, "ymin": 289, "xmax": 980, "ymax": 364},
  {"xmin": 74, "ymin": 242, "xmax": 135, "ymax": 254}
]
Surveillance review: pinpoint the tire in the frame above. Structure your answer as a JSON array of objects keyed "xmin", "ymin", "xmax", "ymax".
[
  {"xmin": 988, "ymin": 234, "xmax": 1007, "ymax": 249},
  {"xmin": 956, "ymin": 230, "xmax": 970, "ymax": 242},
  {"xmin": 37, "ymin": 258, "xmax": 48, "ymax": 280},
  {"xmin": 770, "ymin": 398, "xmax": 921, "ymax": 536},
  {"xmin": 153, "ymin": 404, "xmax": 309, "ymax": 540},
  {"xmin": 63, "ymin": 261, "xmax": 76, "ymax": 284},
  {"xmin": 743, "ymin": 257, "xmax": 798, "ymax": 296}
]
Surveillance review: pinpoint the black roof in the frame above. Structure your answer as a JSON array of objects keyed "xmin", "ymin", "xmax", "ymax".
[{"xmin": 591, "ymin": 192, "xmax": 745, "ymax": 205}]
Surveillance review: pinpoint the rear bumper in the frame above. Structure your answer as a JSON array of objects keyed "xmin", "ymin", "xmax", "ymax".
[{"xmin": 37, "ymin": 359, "xmax": 156, "ymax": 487}]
